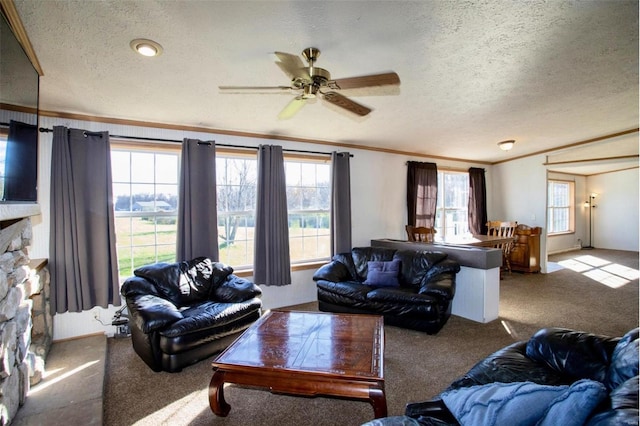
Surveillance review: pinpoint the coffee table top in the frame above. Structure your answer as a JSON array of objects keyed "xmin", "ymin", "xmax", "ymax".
[{"xmin": 213, "ymin": 310, "xmax": 384, "ymax": 380}]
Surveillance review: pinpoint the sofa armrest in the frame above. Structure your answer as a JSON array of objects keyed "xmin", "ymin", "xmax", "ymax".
[
  {"xmin": 419, "ymin": 272, "xmax": 456, "ymax": 300},
  {"xmin": 313, "ymin": 261, "xmax": 352, "ymax": 282},
  {"xmin": 212, "ymin": 275, "xmax": 262, "ymax": 303},
  {"xmin": 127, "ymin": 294, "xmax": 183, "ymax": 334}
]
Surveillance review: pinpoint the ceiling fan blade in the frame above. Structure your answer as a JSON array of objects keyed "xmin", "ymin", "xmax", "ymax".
[
  {"xmin": 218, "ymin": 85, "xmax": 294, "ymax": 92},
  {"xmin": 332, "ymin": 72, "xmax": 400, "ymax": 90},
  {"xmin": 274, "ymin": 51, "xmax": 309, "ymax": 80},
  {"xmin": 322, "ymin": 92, "xmax": 371, "ymax": 116},
  {"xmin": 278, "ymin": 96, "xmax": 306, "ymax": 119}
]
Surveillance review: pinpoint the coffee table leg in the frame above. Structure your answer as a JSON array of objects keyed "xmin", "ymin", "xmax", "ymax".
[
  {"xmin": 369, "ymin": 387, "xmax": 388, "ymax": 418},
  {"xmin": 209, "ymin": 370, "xmax": 231, "ymax": 417}
]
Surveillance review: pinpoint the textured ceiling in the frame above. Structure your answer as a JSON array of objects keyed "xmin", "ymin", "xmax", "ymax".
[{"xmin": 11, "ymin": 0, "xmax": 640, "ymax": 169}]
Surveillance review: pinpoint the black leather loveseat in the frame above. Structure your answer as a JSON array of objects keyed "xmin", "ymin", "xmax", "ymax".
[
  {"xmin": 121, "ymin": 257, "xmax": 263, "ymax": 372},
  {"xmin": 365, "ymin": 327, "xmax": 639, "ymax": 426},
  {"xmin": 313, "ymin": 247, "xmax": 460, "ymax": 334}
]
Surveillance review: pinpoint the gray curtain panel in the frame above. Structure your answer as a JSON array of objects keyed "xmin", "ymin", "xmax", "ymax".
[
  {"xmin": 330, "ymin": 151, "xmax": 352, "ymax": 256},
  {"xmin": 253, "ymin": 145, "xmax": 291, "ymax": 286},
  {"xmin": 176, "ymin": 138, "xmax": 219, "ymax": 261},
  {"xmin": 49, "ymin": 127, "xmax": 119, "ymax": 314},
  {"xmin": 468, "ymin": 167, "xmax": 488, "ymax": 235},
  {"xmin": 407, "ymin": 161, "xmax": 438, "ymax": 227}
]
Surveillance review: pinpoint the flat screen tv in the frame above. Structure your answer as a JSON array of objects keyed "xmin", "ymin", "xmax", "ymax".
[
  {"xmin": 0, "ymin": 121, "xmax": 38, "ymax": 202},
  {"xmin": 0, "ymin": 12, "xmax": 39, "ymax": 203}
]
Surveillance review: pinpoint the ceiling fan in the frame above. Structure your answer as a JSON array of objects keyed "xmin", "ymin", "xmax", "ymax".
[{"xmin": 219, "ymin": 47, "xmax": 400, "ymax": 119}]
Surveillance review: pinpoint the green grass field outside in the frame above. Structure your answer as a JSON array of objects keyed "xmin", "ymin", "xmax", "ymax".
[{"xmin": 116, "ymin": 216, "xmax": 330, "ymax": 280}]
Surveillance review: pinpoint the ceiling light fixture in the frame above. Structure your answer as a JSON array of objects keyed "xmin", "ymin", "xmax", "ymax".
[
  {"xmin": 130, "ymin": 39, "xmax": 163, "ymax": 57},
  {"xmin": 498, "ymin": 140, "xmax": 515, "ymax": 151}
]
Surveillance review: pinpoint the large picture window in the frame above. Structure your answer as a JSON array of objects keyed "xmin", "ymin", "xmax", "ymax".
[
  {"xmin": 547, "ymin": 180, "xmax": 574, "ymax": 234},
  {"xmin": 112, "ymin": 143, "xmax": 331, "ymax": 280},
  {"xmin": 435, "ymin": 171, "xmax": 469, "ymax": 238}
]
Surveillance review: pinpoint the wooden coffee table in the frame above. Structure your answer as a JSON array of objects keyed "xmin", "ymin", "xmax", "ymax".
[{"xmin": 209, "ymin": 310, "xmax": 386, "ymax": 418}]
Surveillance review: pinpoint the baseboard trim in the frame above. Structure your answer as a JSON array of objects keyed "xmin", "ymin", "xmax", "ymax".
[{"xmin": 548, "ymin": 246, "xmax": 582, "ymax": 255}]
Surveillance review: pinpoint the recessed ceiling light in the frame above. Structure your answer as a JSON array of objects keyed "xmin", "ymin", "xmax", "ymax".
[
  {"xmin": 498, "ymin": 140, "xmax": 515, "ymax": 151},
  {"xmin": 130, "ymin": 39, "xmax": 163, "ymax": 57}
]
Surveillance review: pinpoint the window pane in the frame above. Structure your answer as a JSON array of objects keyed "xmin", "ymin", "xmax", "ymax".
[
  {"xmin": 155, "ymin": 154, "xmax": 178, "ymax": 184},
  {"xmin": 131, "ymin": 152, "xmax": 155, "ymax": 183},
  {"xmin": 111, "ymin": 151, "xmax": 131, "ymax": 182},
  {"xmin": 435, "ymin": 171, "xmax": 469, "ymax": 238}
]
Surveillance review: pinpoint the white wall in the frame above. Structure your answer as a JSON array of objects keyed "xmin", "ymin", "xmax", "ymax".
[
  {"xmin": 492, "ymin": 154, "xmax": 639, "ymax": 266},
  {"xmin": 491, "ymin": 154, "xmax": 549, "ymax": 272},
  {"xmin": 33, "ymin": 116, "xmax": 489, "ymax": 340},
  {"xmin": 587, "ymin": 168, "xmax": 639, "ymax": 251}
]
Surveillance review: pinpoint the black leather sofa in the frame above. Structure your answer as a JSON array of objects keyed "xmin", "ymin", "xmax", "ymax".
[
  {"xmin": 364, "ymin": 327, "xmax": 639, "ymax": 426},
  {"xmin": 121, "ymin": 257, "xmax": 263, "ymax": 372},
  {"xmin": 313, "ymin": 247, "xmax": 460, "ymax": 334}
]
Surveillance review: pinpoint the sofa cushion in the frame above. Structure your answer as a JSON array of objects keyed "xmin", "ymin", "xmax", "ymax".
[
  {"xmin": 351, "ymin": 247, "xmax": 397, "ymax": 281},
  {"xmin": 209, "ymin": 261, "xmax": 235, "ymax": 287},
  {"xmin": 364, "ymin": 259, "xmax": 401, "ymax": 288},
  {"xmin": 393, "ymin": 250, "xmax": 447, "ymax": 287},
  {"xmin": 441, "ymin": 379, "xmax": 606, "ymax": 426},
  {"xmin": 525, "ymin": 328, "xmax": 619, "ymax": 383},
  {"xmin": 134, "ymin": 258, "xmax": 235, "ymax": 307},
  {"xmin": 212, "ymin": 275, "xmax": 262, "ymax": 303},
  {"xmin": 134, "ymin": 262, "xmax": 184, "ymax": 306},
  {"xmin": 448, "ymin": 341, "xmax": 570, "ymax": 391},
  {"xmin": 366, "ymin": 287, "xmax": 437, "ymax": 305},
  {"xmin": 316, "ymin": 280, "xmax": 370, "ymax": 302},
  {"xmin": 178, "ymin": 257, "xmax": 217, "ymax": 303}
]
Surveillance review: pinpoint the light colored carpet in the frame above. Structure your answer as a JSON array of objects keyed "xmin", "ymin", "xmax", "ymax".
[{"xmin": 103, "ymin": 249, "xmax": 639, "ymax": 426}]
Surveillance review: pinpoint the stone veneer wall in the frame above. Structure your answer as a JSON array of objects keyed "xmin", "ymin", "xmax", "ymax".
[{"xmin": 0, "ymin": 218, "xmax": 52, "ymax": 424}]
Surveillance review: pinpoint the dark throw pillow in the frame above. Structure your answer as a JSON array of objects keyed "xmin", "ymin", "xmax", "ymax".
[{"xmin": 364, "ymin": 259, "xmax": 401, "ymax": 288}]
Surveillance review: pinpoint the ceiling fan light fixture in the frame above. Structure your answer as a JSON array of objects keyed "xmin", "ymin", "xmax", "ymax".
[
  {"xmin": 498, "ymin": 140, "xmax": 515, "ymax": 151},
  {"xmin": 130, "ymin": 39, "xmax": 163, "ymax": 57}
]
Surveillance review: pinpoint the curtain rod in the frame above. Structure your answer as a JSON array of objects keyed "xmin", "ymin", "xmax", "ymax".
[{"xmin": 36, "ymin": 126, "xmax": 353, "ymax": 157}]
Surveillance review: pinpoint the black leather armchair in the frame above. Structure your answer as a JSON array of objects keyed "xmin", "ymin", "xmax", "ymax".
[
  {"xmin": 313, "ymin": 247, "xmax": 460, "ymax": 334},
  {"xmin": 121, "ymin": 257, "xmax": 262, "ymax": 372}
]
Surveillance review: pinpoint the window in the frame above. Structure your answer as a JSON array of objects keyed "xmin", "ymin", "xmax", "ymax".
[
  {"xmin": 111, "ymin": 144, "xmax": 180, "ymax": 280},
  {"xmin": 216, "ymin": 153, "xmax": 257, "ymax": 268},
  {"xmin": 435, "ymin": 171, "xmax": 469, "ymax": 238},
  {"xmin": 285, "ymin": 159, "xmax": 331, "ymax": 263},
  {"xmin": 216, "ymin": 153, "xmax": 331, "ymax": 267},
  {"xmin": 111, "ymin": 143, "xmax": 331, "ymax": 280},
  {"xmin": 547, "ymin": 180, "xmax": 574, "ymax": 234}
]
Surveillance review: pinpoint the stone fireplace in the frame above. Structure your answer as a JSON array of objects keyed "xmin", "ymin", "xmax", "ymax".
[{"xmin": 0, "ymin": 218, "xmax": 52, "ymax": 424}]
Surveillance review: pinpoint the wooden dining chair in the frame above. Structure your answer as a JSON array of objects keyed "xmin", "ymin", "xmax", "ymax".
[
  {"xmin": 406, "ymin": 225, "xmax": 437, "ymax": 243},
  {"xmin": 486, "ymin": 221, "xmax": 518, "ymax": 274}
]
